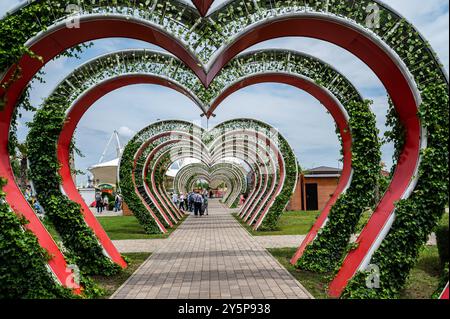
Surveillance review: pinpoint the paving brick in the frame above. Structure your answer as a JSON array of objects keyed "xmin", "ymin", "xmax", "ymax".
[{"xmin": 111, "ymin": 200, "xmax": 312, "ymax": 299}]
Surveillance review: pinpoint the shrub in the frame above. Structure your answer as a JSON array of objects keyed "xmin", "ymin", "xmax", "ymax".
[
  {"xmin": 436, "ymin": 218, "xmax": 449, "ymax": 268},
  {"xmin": 432, "ymin": 263, "xmax": 449, "ymax": 299}
]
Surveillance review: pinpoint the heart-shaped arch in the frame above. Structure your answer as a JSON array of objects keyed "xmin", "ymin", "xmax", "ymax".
[
  {"xmin": 24, "ymin": 48, "xmax": 360, "ymax": 283},
  {"xmin": 173, "ymin": 162, "xmax": 247, "ymax": 207},
  {"xmin": 150, "ymin": 134, "xmax": 277, "ymax": 225},
  {"xmin": 122, "ymin": 119, "xmax": 296, "ymax": 232},
  {"xmin": 192, "ymin": 0, "xmax": 214, "ymax": 16},
  {"xmin": 1, "ymin": 0, "xmax": 447, "ymax": 297},
  {"xmin": 161, "ymin": 143, "xmax": 261, "ymax": 214}
]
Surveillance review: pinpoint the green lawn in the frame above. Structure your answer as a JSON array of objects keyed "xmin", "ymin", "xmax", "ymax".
[
  {"xmin": 92, "ymin": 252, "xmax": 151, "ymax": 298},
  {"xmin": 236, "ymin": 209, "xmax": 448, "ymax": 238},
  {"xmin": 233, "ymin": 211, "xmax": 320, "ymax": 236},
  {"xmin": 269, "ymin": 246, "xmax": 443, "ymax": 299},
  {"xmin": 401, "ymin": 246, "xmax": 442, "ymax": 299},
  {"xmin": 97, "ymin": 214, "xmax": 187, "ymax": 240},
  {"xmin": 269, "ymin": 248, "xmax": 331, "ymax": 299},
  {"xmin": 41, "ymin": 216, "xmax": 62, "ymax": 242}
]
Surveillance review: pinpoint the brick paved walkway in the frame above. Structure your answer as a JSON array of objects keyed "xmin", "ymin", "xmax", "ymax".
[
  {"xmin": 112, "ymin": 235, "xmax": 307, "ymax": 253},
  {"xmin": 111, "ymin": 200, "xmax": 312, "ymax": 299}
]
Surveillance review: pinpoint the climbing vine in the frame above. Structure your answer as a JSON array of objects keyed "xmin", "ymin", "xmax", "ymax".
[
  {"xmin": 0, "ymin": 177, "xmax": 74, "ymax": 299},
  {"xmin": 297, "ymin": 99, "xmax": 381, "ymax": 273},
  {"xmin": 26, "ymin": 94, "xmax": 121, "ymax": 276},
  {"xmin": 342, "ymin": 81, "xmax": 449, "ymax": 299},
  {"xmin": 119, "ymin": 139, "xmax": 164, "ymax": 234},
  {"xmin": 0, "ymin": 0, "xmax": 447, "ymax": 300},
  {"xmin": 259, "ymin": 136, "xmax": 299, "ymax": 231},
  {"xmin": 383, "ymin": 98, "xmax": 406, "ymax": 176}
]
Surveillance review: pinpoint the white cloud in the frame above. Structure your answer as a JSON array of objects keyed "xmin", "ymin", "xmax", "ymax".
[{"xmin": 117, "ymin": 126, "xmax": 136, "ymax": 138}]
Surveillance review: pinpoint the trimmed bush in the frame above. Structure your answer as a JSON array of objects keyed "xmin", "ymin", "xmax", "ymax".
[{"xmin": 436, "ymin": 219, "xmax": 449, "ymax": 268}]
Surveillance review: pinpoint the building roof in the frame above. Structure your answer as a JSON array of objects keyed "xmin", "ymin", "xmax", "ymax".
[
  {"xmin": 88, "ymin": 158, "xmax": 120, "ymax": 186},
  {"xmin": 89, "ymin": 158, "xmax": 119, "ymax": 169},
  {"xmin": 305, "ymin": 166, "xmax": 342, "ymax": 175}
]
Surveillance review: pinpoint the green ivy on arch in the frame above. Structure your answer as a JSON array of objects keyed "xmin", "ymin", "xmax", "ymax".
[{"xmin": 26, "ymin": 95, "xmax": 122, "ymax": 276}]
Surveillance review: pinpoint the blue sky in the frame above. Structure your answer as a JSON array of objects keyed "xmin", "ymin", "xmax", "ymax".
[{"xmin": 1, "ymin": 0, "xmax": 449, "ymax": 186}]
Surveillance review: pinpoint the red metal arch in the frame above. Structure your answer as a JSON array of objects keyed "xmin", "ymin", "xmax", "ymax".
[
  {"xmin": 441, "ymin": 283, "xmax": 449, "ymax": 300},
  {"xmin": 167, "ymin": 146, "xmax": 262, "ymax": 214},
  {"xmin": 207, "ymin": 130, "xmax": 285, "ymax": 229},
  {"xmin": 208, "ymin": 73, "xmax": 353, "ymax": 246},
  {"xmin": 58, "ymin": 73, "xmax": 352, "ymax": 246},
  {"xmin": 136, "ymin": 129, "xmax": 283, "ymax": 230},
  {"xmin": 0, "ymin": 19, "xmax": 207, "ymax": 287},
  {"xmin": 60, "ymin": 75, "xmax": 197, "ymax": 266},
  {"xmin": 202, "ymin": 17, "xmax": 421, "ymax": 297},
  {"xmin": 0, "ymin": 15, "xmax": 420, "ymax": 295},
  {"xmin": 132, "ymin": 133, "xmax": 208, "ymax": 230},
  {"xmin": 192, "ymin": 0, "xmax": 214, "ymax": 17}
]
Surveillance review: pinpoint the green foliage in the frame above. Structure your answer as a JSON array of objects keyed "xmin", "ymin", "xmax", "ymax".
[
  {"xmin": 297, "ymin": 99, "xmax": 381, "ymax": 273},
  {"xmin": 436, "ymin": 220, "xmax": 449, "ymax": 269},
  {"xmin": 1, "ymin": 0, "xmax": 448, "ymax": 300},
  {"xmin": 383, "ymin": 98, "xmax": 406, "ymax": 175},
  {"xmin": 26, "ymin": 95, "xmax": 120, "ymax": 276},
  {"xmin": 119, "ymin": 139, "xmax": 162, "ymax": 234},
  {"xmin": 258, "ymin": 136, "xmax": 299, "ymax": 231},
  {"xmin": 432, "ymin": 263, "xmax": 448, "ymax": 299},
  {"xmin": 342, "ymin": 82, "xmax": 449, "ymax": 299},
  {"xmin": 0, "ymin": 177, "xmax": 75, "ymax": 299}
]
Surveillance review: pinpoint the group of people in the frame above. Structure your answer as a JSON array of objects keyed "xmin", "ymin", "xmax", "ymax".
[
  {"xmin": 24, "ymin": 185, "xmax": 42, "ymax": 215},
  {"xmin": 172, "ymin": 189, "xmax": 209, "ymax": 217},
  {"xmin": 95, "ymin": 192, "xmax": 123, "ymax": 213}
]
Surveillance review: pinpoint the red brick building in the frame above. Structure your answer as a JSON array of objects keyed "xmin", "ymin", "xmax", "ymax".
[{"xmin": 286, "ymin": 166, "xmax": 342, "ymax": 212}]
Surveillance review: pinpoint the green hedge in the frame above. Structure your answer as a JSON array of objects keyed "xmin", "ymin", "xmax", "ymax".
[{"xmin": 436, "ymin": 220, "xmax": 449, "ymax": 269}]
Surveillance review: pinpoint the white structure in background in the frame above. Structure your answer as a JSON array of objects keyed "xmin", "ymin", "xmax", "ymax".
[
  {"xmin": 89, "ymin": 130, "xmax": 123, "ymax": 189},
  {"xmin": 78, "ymin": 130, "xmax": 124, "ymax": 208},
  {"xmin": 89, "ymin": 158, "xmax": 121, "ymax": 188}
]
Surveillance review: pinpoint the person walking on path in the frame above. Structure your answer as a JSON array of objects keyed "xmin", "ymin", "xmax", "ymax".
[
  {"xmin": 24, "ymin": 185, "xmax": 33, "ymax": 203},
  {"xmin": 202, "ymin": 193, "xmax": 209, "ymax": 216},
  {"xmin": 179, "ymin": 193, "xmax": 186, "ymax": 211},
  {"xmin": 95, "ymin": 192, "xmax": 103, "ymax": 213},
  {"xmin": 114, "ymin": 193, "xmax": 122, "ymax": 212},
  {"xmin": 172, "ymin": 193, "xmax": 179, "ymax": 206},
  {"xmin": 188, "ymin": 191, "xmax": 195, "ymax": 212},
  {"xmin": 193, "ymin": 191, "xmax": 204, "ymax": 217},
  {"xmin": 103, "ymin": 195, "xmax": 109, "ymax": 211}
]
